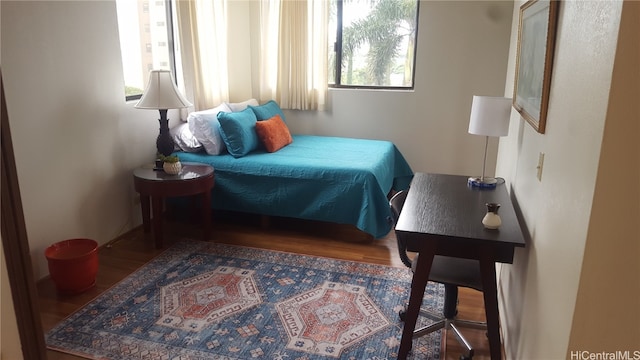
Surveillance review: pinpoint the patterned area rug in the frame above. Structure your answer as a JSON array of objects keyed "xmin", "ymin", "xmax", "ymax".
[{"xmin": 46, "ymin": 240, "xmax": 444, "ymax": 359}]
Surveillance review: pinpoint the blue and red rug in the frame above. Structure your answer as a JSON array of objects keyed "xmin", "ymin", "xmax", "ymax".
[{"xmin": 46, "ymin": 240, "xmax": 444, "ymax": 359}]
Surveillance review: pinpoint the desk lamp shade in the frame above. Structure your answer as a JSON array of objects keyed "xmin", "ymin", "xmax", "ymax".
[
  {"xmin": 135, "ymin": 70, "xmax": 192, "ymax": 157},
  {"xmin": 468, "ymin": 96, "xmax": 511, "ymax": 188}
]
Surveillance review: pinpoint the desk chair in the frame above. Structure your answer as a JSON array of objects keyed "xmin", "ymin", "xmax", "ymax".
[{"xmin": 390, "ymin": 190, "xmax": 487, "ymax": 360}]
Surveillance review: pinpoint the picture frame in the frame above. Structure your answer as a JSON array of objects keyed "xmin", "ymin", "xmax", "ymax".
[{"xmin": 513, "ymin": 0, "xmax": 558, "ymax": 134}]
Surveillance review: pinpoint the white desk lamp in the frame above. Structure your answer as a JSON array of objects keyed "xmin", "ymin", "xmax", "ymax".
[{"xmin": 467, "ymin": 95, "xmax": 511, "ymax": 188}]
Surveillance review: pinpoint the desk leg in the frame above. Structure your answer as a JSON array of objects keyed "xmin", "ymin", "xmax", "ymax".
[
  {"xmin": 140, "ymin": 194, "xmax": 151, "ymax": 233},
  {"xmin": 398, "ymin": 242, "xmax": 436, "ymax": 359},
  {"xmin": 479, "ymin": 250, "xmax": 502, "ymax": 360},
  {"xmin": 202, "ymin": 190, "xmax": 211, "ymax": 241},
  {"xmin": 151, "ymin": 197, "xmax": 163, "ymax": 249}
]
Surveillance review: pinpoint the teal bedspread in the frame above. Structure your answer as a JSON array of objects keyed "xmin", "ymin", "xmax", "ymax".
[{"xmin": 176, "ymin": 135, "xmax": 413, "ymax": 238}]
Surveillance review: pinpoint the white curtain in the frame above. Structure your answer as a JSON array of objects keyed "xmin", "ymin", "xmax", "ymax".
[
  {"xmin": 176, "ymin": 0, "xmax": 327, "ymax": 111},
  {"xmin": 258, "ymin": 0, "xmax": 328, "ymax": 111},
  {"xmin": 257, "ymin": 0, "xmax": 280, "ymax": 104},
  {"xmin": 175, "ymin": 0, "xmax": 229, "ymax": 111}
]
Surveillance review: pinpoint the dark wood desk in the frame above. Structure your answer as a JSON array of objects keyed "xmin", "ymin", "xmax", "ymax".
[
  {"xmin": 133, "ymin": 163, "xmax": 214, "ymax": 249},
  {"xmin": 395, "ymin": 173, "xmax": 525, "ymax": 360}
]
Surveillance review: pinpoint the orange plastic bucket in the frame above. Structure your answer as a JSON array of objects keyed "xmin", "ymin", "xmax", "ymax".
[{"xmin": 45, "ymin": 238, "xmax": 98, "ymax": 294}]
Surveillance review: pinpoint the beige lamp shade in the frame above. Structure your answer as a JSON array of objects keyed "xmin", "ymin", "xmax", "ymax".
[{"xmin": 135, "ymin": 70, "xmax": 192, "ymax": 110}]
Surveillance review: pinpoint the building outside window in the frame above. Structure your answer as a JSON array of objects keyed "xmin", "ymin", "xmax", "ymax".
[{"xmin": 116, "ymin": 0, "xmax": 175, "ymax": 100}]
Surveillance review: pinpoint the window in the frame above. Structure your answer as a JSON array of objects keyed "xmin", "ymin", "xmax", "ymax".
[
  {"xmin": 329, "ymin": 0, "xmax": 420, "ymax": 89},
  {"xmin": 116, "ymin": 0, "xmax": 177, "ymax": 101}
]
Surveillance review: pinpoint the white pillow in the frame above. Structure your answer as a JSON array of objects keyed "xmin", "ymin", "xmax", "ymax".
[
  {"xmin": 187, "ymin": 103, "xmax": 232, "ymax": 155},
  {"xmin": 226, "ymin": 98, "xmax": 259, "ymax": 112},
  {"xmin": 170, "ymin": 122, "xmax": 202, "ymax": 152}
]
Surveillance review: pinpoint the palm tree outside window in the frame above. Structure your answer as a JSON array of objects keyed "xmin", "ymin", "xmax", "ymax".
[{"xmin": 329, "ymin": 0, "xmax": 420, "ymax": 89}]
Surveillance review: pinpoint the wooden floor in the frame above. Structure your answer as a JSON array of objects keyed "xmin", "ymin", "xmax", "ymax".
[{"xmin": 38, "ymin": 212, "xmax": 494, "ymax": 359}]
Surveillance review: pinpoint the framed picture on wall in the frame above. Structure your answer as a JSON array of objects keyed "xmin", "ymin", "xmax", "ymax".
[{"xmin": 513, "ymin": 0, "xmax": 559, "ymax": 134}]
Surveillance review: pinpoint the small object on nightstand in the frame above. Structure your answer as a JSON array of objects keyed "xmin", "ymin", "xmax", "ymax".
[
  {"xmin": 161, "ymin": 155, "xmax": 182, "ymax": 174},
  {"xmin": 482, "ymin": 203, "xmax": 501, "ymax": 229},
  {"xmin": 163, "ymin": 161, "xmax": 182, "ymax": 174}
]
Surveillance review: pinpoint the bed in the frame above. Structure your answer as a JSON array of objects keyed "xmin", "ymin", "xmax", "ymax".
[{"xmin": 175, "ymin": 134, "xmax": 413, "ymax": 238}]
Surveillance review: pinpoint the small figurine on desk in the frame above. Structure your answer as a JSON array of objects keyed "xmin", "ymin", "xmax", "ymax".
[{"xmin": 482, "ymin": 203, "xmax": 501, "ymax": 229}]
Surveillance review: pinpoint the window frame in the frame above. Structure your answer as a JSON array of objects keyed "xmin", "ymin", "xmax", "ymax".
[
  {"xmin": 330, "ymin": 0, "xmax": 420, "ymax": 90},
  {"xmin": 124, "ymin": 0, "xmax": 178, "ymax": 102}
]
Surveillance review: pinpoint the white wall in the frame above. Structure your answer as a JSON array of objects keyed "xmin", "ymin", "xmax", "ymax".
[
  {"xmin": 567, "ymin": 0, "xmax": 640, "ymax": 352},
  {"xmin": 231, "ymin": 0, "xmax": 515, "ymax": 176},
  {"xmin": 0, "ymin": 1, "xmax": 182, "ymax": 279},
  {"xmin": 1, "ymin": 0, "xmax": 514, "ymax": 280},
  {"xmin": 496, "ymin": 0, "xmax": 639, "ymax": 358}
]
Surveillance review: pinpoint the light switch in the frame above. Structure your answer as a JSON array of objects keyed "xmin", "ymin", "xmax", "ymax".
[{"xmin": 536, "ymin": 152, "xmax": 545, "ymax": 181}]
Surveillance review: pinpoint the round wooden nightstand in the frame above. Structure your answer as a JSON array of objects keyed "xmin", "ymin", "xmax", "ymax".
[{"xmin": 133, "ymin": 163, "xmax": 214, "ymax": 248}]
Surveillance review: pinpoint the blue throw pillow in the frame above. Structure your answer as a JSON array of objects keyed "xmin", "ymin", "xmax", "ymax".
[
  {"xmin": 249, "ymin": 100, "xmax": 286, "ymax": 122},
  {"xmin": 217, "ymin": 108, "xmax": 259, "ymax": 158}
]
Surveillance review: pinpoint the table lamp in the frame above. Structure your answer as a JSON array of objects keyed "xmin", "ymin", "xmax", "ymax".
[
  {"xmin": 135, "ymin": 69, "xmax": 192, "ymax": 157},
  {"xmin": 467, "ymin": 95, "xmax": 511, "ymax": 188}
]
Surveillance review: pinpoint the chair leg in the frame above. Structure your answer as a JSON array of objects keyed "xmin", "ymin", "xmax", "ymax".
[
  {"xmin": 453, "ymin": 318, "xmax": 487, "ymax": 330},
  {"xmin": 399, "ymin": 306, "xmax": 441, "ymax": 323},
  {"xmin": 399, "ymin": 284, "xmax": 484, "ymax": 360},
  {"xmin": 449, "ymin": 322, "xmax": 475, "ymax": 359},
  {"xmin": 443, "ymin": 284, "xmax": 458, "ymax": 319},
  {"xmin": 413, "ymin": 319, "xmax": 446, "ymax": 338}
]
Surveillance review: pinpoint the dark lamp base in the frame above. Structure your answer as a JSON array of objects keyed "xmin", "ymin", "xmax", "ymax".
[
  {"xmin": 156, "ymin": 109, "xmax": 175, "ymax": 157},
  {"xmin": 157, "ymin": 132, "xmax": 174, "ymax": 157}
]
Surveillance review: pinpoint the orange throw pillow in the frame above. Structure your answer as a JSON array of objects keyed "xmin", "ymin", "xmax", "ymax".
[{"xmin": 254, "ymin": 114, "xmax": 293, "ymax": 152}]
